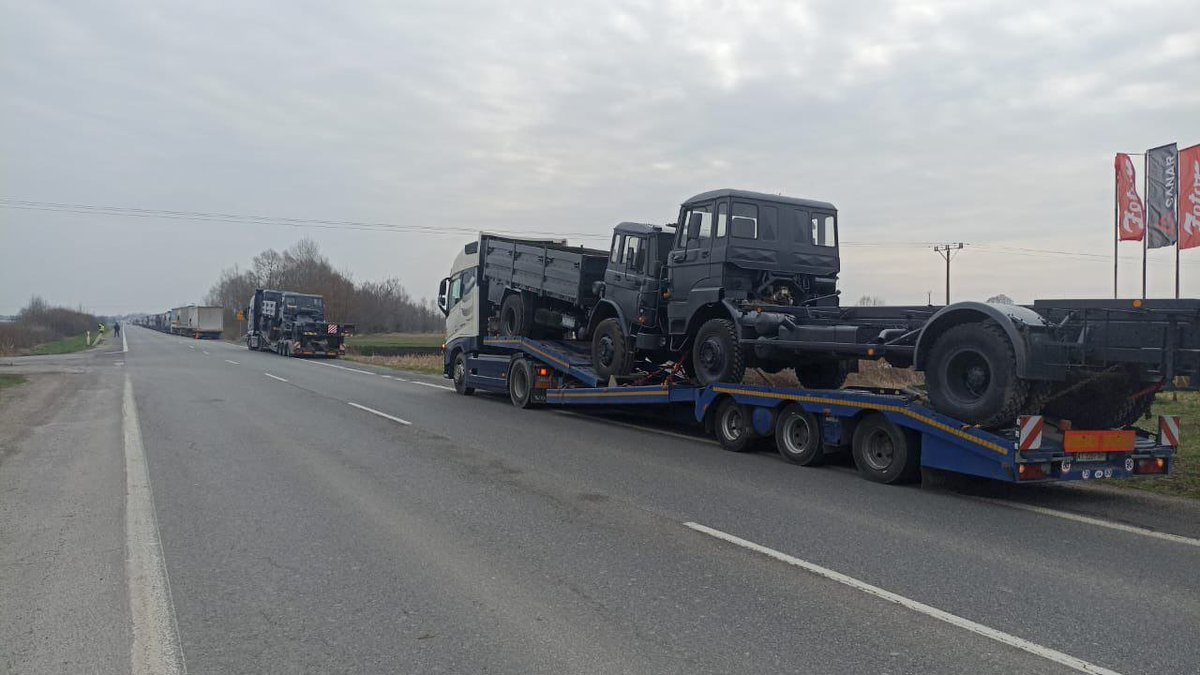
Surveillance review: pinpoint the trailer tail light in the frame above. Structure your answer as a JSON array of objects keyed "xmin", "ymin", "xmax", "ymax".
[
  {"xmin": 1133, "ymin": 458, "xmax": 1166, "ymax": 475},
  {"xmin": 1017, "ymin": 463, "xmax": 1050, "ymax": 480},
  {"xmin": 535, "ymin": 366, "xmax": 553, "ymax": 389},
  {"xmin": 537, "ymin": 367, "xmax": 550, "ymax": 377},
  {"xmin": 1062, "ymin": 430, "xmax": 1136, "ymax": 454},
  {"xmin": 1158, "ymin": 416, "xmax": 1181, "ymax": 447}
]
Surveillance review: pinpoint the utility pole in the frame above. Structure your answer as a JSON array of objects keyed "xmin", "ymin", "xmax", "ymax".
[{"xmin": 932, "ymin": 243, "xmax": 966, "ymax": 305}]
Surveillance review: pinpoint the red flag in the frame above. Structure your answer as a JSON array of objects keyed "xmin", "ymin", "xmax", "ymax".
[
  {"xmin": 1116, "ymin": 153, "xmax": 1145, "ymax": 241},
  {"xmin": 1180, "ymin": 144, "xmax": 1200, "ymax": 250}
]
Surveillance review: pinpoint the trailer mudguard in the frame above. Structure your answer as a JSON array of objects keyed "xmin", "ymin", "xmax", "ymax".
[{"xmin": 913, "ymin": 302, "xmax": 1050, "ymax": 378}]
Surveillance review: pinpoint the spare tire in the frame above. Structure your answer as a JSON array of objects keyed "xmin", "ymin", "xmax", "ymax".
[
  {"xmin": 924, "ymin": 321, "xmax": 1028, "ymax": 428},
  {"xmin": 693, "ymin": 318, "xmax": 746, "ymax": 386},
  {"xmin": 591, "ymin": 318, "xmax": 631, "ymax": 382},
  {"xmin": 499, "ymin": 293, "xmax": 533, "ymax": 337}
]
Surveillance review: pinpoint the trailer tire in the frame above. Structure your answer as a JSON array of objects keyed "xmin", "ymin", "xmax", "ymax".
[
  {"xmin": 591, "ymin": 318, "xmax": 632, "ymax": 382},
  {"xmin": 508, "ymin": 358, "xmax": 538, "ymax": 409},
  {"xmin": 794, "ymin": 360, "xmax": 849, "ymax": 391},
  {"xmin": 452, "ymin": 351, "xmax": 475, "ymax": 396},
  {"xmin": 500, "ymin": 293, "xmax": 533, "ymax": 337},
  {"xmin": 775, "ymin": 404, "xmax": 824, "ymax": 466},
  {"xmin": 924, "ymin": 321, "xmax": 1027, "ymax": 428},
  {"xmin": 714, "ymin": 398, "xmax": 754, "ymax": 452},
  {"xmin": 693, "ymin": 319, "xmax": 746, "ymax": 386},
  {"xmin": 851, "ymin": 414, "xmax": 920, "ymax": 484}
]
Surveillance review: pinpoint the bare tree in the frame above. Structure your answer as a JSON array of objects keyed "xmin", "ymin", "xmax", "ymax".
[
  {"xmin": 986, "ymin": 294, "xmax": 1015, "ymax": 304},
  {"xmin": 856, "ymin": 295, "xmax": 887, "ymax": 306}
]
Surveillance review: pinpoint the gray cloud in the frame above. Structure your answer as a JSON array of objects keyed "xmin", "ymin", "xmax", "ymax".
[{"xmin": 2, "ymin": 0, "xmax": 1197, "ymax": 314}]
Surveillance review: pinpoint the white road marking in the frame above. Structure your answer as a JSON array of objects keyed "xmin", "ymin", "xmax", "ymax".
[
  {"xmin": 553, "ymin": 410, "xmax": 719, "ymax": 446},
  {"xmin": 122, "ymin": 328, "xmax": 128, "ymax": 353},
  {"xmin": 347, "ymin": 401, "xmax": 412, "ymax": 426},
  {"xmin": 123, "ymin": 375, "xmax": 186, "ymax": 675},
  {"xmin": 309, "ymin": 361, "xmax": 375, "ymax": 375},
  {"xmin": 685, "ymin": 521, "xmax": 1121, "ymax": 675},
  {"xmin": 975, "ymin": 498, "xmax": 1200, "ymax": 548},
  {"xmin": 224, "ymin": 359, "xmax": 240, "ymax": 365},
  {"xmin": 188, "ymin": 345, "xmax": 195, "ymax": 350},
  {"xmin": 201, "ymin": 350, "xmax": 209, "ymax": 355},
  {"xmin": 264, "ymin": 373, "xmax": 288, "ymax": 383},
  {"xmin": 115, "ymin": 361, "xmax": 125, "ymax": 367},
  {"xmin": 412, "ymin": 380, "xmax": 453, "ymax": 390},
  {"xmin": 380, "ymin": 375, "xmax": 393, "ymax": 379}
]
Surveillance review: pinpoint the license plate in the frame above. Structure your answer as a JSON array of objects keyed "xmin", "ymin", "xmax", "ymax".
[{"xmin": 1075, "ymin": 452, "xmax": 1106, "ymax": 462}]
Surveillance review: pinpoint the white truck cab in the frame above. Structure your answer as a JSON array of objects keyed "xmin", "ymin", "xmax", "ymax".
[{"xmin": 437, "ymin": 239, "xmax": 482, "ymax": 346}]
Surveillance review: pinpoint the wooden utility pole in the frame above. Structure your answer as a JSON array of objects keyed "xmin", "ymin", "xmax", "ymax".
[{"xmin": 933, "ymin": 243, "xmax": 965, "ymax": 305}]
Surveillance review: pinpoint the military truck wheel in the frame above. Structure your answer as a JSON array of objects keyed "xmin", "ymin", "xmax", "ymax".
[
  {"xmin": 794, "ymin": 360, "xmax": 849, "ymax": 391},
  {"xmin": 591, "ymin": 318, "xmax": 631, "ymax": 382},
  {"xmin": 452, "ymin": 351, "xmax": 474, "ymax": 396},
  {"xmin": 714, "ymin": 398, "xmax": 754, "ymax": 452},
  {"xmin": 508, "ymin": 358, "xmax": 538, "ymax": 409},
  {"xmin": 851, "ymin": 414, "xmax": 921, "ymax": 484},
  {"xmin": 693, "ymin": 319, "xmax": 746, "ymax": 386},
  {"xmin": 924, "ymin": 321, "xmax": 1027, "ymax": 428},
  {"xmin": 500, "ymin": 294, "xmax": 533, "ymax": 337},
  {"xmin": 775, "ymin": 404, "xmax": 824, "ymax": 466}
]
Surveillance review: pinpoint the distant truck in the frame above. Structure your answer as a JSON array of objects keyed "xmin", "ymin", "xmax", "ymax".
[
  {"xmin": 439, "ymin": 188, "xmax": 1200, "ymax": 429},
  {"xmin": 173, "ymin": 305, "xmax": 223, "ymax": 339},
  {"xmin": 245, "ymin": 288, "xmax": 352, "ymax": 357}
]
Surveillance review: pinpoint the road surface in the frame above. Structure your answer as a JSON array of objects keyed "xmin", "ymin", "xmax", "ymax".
[{"xmin": 2, "ymin": 325, "xmax": 1198, "ymax": 674}]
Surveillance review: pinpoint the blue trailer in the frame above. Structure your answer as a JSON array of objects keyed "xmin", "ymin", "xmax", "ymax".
[{"xmin": 448, "ymin": 336, "xmax": 1180, "ymax": 486}]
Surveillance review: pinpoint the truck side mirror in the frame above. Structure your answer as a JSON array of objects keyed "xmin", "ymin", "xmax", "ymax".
[{"xmin": 436, "ymin": 277, "xmax": 451, "ymax": 316}]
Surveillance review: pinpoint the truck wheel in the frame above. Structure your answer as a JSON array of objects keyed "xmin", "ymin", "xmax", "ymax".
[
  {"xmin": 794, "ymin": 361, "xmax": 849, "ymax": 391},
  {"xmin": 851, "ymin": 414, "xmax": 920, "ymax": 484},
  {"xmin": 693, "ymin": 319, "xmax": 746, "ymax": 386},
  {"xmin": 924, "ymin": 321, "xmax": 1027, "ymax": 428},
  {"xmin": 714, "ymin": 398, "xmax": 753, "ymax": 452},
  {"xmin": 452, "ymin": 351, "xmax": 475, "ymax": 396},
  {"xmin": 775, "ymin": 404, "xmax": 823, "ymax": 466},
  {"xmin": 591, "ymin": 318, "xmax": 631, "ymax": 382},
  {"xmin": 500, "ymin": 294, "xmax": 532, "ymax": 337},
  {"xmin": 508, "ymin": 358, "xmax": 538, "ymax": 409}
]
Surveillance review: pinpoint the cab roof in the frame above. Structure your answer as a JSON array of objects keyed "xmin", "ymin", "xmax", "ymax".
[
  {"xmin": 614, "ymin": 222, "xmax": 667, "ymax": 235},
  {"xmin": 683, "ymin": 188, "xmax": 836, "ymax": 212}
]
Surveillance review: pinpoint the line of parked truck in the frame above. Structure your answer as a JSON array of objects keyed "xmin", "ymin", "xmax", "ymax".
[{"xmin": 133, "ymin": 305, "xmax": 224, "ymax": 339}]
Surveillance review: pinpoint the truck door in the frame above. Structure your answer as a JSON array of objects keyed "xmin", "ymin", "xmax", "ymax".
[
  {"xmin": 666, "ymin": 202, "xmax": 715, "ymax": 334},
  {"xmin": 604, "ymin": 233, "xmax": 649, "ymax": 330},
  {"xmin": 442, "ymin": 268, "xmax": 479, "ymax": 343}
]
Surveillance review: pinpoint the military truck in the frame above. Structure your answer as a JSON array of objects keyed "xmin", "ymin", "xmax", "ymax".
[
  {"xmin": 245, "ymin": 289, "xmax": 352, "ymax": 357},
  {"xmin": 439, "ymin": 189, "xmax": 1200, "ymax": 428}
]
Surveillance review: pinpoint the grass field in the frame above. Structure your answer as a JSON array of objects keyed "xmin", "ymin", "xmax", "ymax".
[
  {"xmin": 1125, "ymin": 390, "xmax": 1200, "ymax": 500},
  {"xmin": 345, "ymin": 333, "xmax": 443, "ymax": 349},
  {"xmin": 0, "ymin": 374, "xmax": 28, "ymax": 390},
  {"xmin": 344, "ymin": 353, "xmax": 443, "ymax": 374},
  {"xmin": 28, "ymin": 334, "xmax": 92, "ymax": 355}
]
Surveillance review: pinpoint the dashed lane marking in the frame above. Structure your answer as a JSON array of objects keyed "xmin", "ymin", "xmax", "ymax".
[
  {"xmin": 264, "ymin": 373, "xmax": 288, "ymax": 383},
  {"xmin": 347, "ymin": 401, "xmax": 412, "ymax": 426},
  {"xmin": 412, "ymin": 380, "xmax": 453, "ymax": 391},
  {"xmin": 224, "ymin": 360, "xmax": 240, "ymax": 365}
]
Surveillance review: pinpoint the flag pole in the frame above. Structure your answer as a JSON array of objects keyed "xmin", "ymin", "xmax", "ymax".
[
  {"xmin": 1114, "ymin": 159, "xmax": 1119, "ymax": 298},
  {"xmin": 1142, "ymin": 153, "xmax": 1149, "ymax": 299},
  {"xmin": 1175, "ymin": 149, "xmax": 1181, "ymax": 299}
]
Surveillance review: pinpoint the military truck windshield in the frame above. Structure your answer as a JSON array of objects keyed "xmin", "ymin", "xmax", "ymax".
[
  {"xmin": 811, "ymin": 213, "xmax": 837, "ymax": 247},
  {"xmin": 287, "ymin": 296, "xmax": 324, "ymax": 313}
]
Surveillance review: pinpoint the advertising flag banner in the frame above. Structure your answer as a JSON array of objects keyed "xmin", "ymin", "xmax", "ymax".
[
  {"xmin": 1116, "ymin": 153, "xmax": 1145, "ymax": 241},
  {"xmin": 1146, "ymin": 143, "xmax": 1178, "ymax": 249},
  {"xmin": 1180, "ymin": 144, "xmax": 1200, "ymax": 250}
]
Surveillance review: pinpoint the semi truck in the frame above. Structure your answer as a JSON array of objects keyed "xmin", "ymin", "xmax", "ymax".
[
  {"xmin": 244, "ymin": 288, "xmax": 352, "ymax": 357},
  {"xmin": 174, "ymin": 305, "xmax": 223, "ymax": 339},
  {"xmin": 438, "ymin": 188, "xmax": 1200, "ymax": 430}
]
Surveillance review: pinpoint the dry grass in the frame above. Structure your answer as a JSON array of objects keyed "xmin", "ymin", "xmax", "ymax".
[
  {"xmin": 745, "ymin": 360, "xmax": 924, "ymax": 390},
  {"xmin": 344, "ymin": 353, "xmax": 443, "ymax": 374}
]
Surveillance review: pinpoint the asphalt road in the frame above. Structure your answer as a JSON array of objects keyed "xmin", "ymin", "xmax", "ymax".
[{"xmin": 2, "ymin": 325, "xmax": 1198, "ymax": 674}]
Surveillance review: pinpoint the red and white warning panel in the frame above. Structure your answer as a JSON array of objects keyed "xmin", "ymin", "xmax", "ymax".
[
  {"xmin": 327, "ymin": 323, "xmax": 338, "ymax": 334},
  {"xmin": 1159, "ymin": 415, "xmax": 1182, "ymax": 447},
  {"xmin": 1017, "ymin": 415, "xmax": 1044, "ymax": 451}
]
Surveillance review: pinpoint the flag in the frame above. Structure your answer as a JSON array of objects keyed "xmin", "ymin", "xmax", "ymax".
[
  {"xmin": 1115, "ymin": 153, "xmax": 1145, "ymax": 241},
  {"xmin": 1146, "ymin": 143, "xmax": 1178, "ymax": 249},
  {"xmin": 1180, "ymin": 144, "xmax": 1200, "ymax": 250}
]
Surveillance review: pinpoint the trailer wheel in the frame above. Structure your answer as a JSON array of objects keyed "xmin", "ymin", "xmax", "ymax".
[
  {"xmin": 775, "ymin": 404, "xmax": 824, "ymax": 466},
  {"xmin": 851, "ymin": 414, "xmax": 920, "ymax": 484},
  {"xmin": 924, "ymin": 321, "xmax": 1027, "ymax": 428},
  {"xmin": 794, "ymin": 361, "xmax": 849, "ymax": 391},
  {"xmin": 714, "ymin": 398, "xmax": 754, "ymax": 452},
  {"xmin": 693, "ymin": 319, "xmax": 746, "ymax": 386},
  {"xmin": 508, "ymin": 358, "xmax": 538, "ymax": 409},
  {"xmin": 500, "ymin": 294, "xmax": 533, "ymax": 337},
  {"xmin": 591, "ymin": 318, "xmax": 632, "ymax": 382},
  {"xmin": 452, "ymin": 351, "xmax": 475, "ymax": 396}
]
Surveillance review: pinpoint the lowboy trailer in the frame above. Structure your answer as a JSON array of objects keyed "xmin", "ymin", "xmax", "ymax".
[{"xmin": 448, "ymin": 337, "xmax": 1180, "ymax": 486}]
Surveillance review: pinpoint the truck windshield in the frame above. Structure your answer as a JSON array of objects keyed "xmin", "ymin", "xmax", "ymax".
[
  {"xmin": 288, "ymin": 296, "xmax": 324, "ymax": 313},
  {"xmin": 811, "ymin": 213, "xmax": 837, "ymax": 247}
]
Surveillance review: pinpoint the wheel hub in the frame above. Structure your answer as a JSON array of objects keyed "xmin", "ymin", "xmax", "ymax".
[
  {"xmin": 863, "ymin": 430, "xmax": 894, "ymax": 471},
  {"xmin": 721, "ymin": 407, "xmax": 743, "ymax": 440}
]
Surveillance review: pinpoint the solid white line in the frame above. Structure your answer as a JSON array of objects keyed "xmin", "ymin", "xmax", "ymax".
[
  {"xmin": 264, "ymin": 373, "xmax": 288, "ymax": 382},
  {"xmin": 975, "ymin": 498, "xmax": 1200, "ymax": 548},
  {"xmin": 684, "ymin": 522, "xmax": 1121, "ymax": 675},
  {"xmin": 412, "ymin": 380, "xmax": 453, "ymax": 390},
  {"xmin": 347, "ymin": 401, "xmax": 412, "ymax": 426},
  {"xmin": 122, "ymin": 328, "xmax": 128, "ymax": 354},
  {"xmin": 309, "ymin": 361, "xmax": 375, "ymax": 375},
  {"xmin": 224, "ymin": 360, "xmax": 240, "ymax": 365},
  {"xmin": 123, "ymin": 375, "xmax": 186, "ymax": 675}
]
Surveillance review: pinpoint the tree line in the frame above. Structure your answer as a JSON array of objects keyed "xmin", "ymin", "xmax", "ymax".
[
  {"xmin": 204, "ymin": 239, "xmax": 443, "ymax": 334},
  {"xmin": 0, "ymin": 297, "xmax": 98, "ymax": 354}
]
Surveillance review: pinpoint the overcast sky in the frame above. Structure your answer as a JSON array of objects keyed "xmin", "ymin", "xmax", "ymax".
[{"xmin": 2, "ymin": 0, "xmax": 1198, "ymax": 315}]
